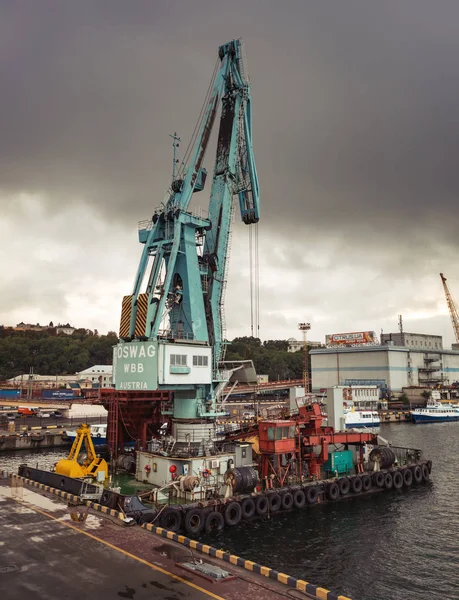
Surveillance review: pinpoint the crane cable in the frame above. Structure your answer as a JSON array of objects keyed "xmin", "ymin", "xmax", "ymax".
[
  {"xmin": 177, "ymin": 57, "xmax": 220, "ymax": 181},
  {"xmin": 249, "ymin": 223, "xmax": 260, "ymax": 339}
]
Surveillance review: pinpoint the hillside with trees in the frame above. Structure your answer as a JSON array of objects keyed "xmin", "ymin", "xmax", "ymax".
[
  {"xmin": 0, "ymin": 330, "xmax": 307, "ymax": 382},
  {"xmin": 0, "ymin": 327, "xmax": 118, "ymax": 380},
  {"xmin": 224, "ymin": 337, "xmax": 305, "ymax": 381}
]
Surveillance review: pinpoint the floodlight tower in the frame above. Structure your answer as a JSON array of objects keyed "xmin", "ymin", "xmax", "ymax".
[{"xmin": 298, "ymin": 322, "xmax": 311, "ymax": 393}]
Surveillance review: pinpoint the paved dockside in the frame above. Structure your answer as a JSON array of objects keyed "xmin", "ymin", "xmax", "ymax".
[{"xmin": 0, "ymin": 474, "xmax": 352, "ymax": 600}]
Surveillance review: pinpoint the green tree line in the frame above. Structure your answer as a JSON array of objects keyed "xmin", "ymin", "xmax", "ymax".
[
  {"xmin": 0, "ymin": 327, "xmax": 118, "ymax": 380},
  {"xmin": 225, "ymin": 337, "xmax": 307, "ymax": 381},
  {"xmin": 0, "ymin": 330, "xmax": 310, "ymax": 382}
]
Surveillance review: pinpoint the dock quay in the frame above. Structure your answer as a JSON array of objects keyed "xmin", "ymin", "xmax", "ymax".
[
  {"xmin": 379, "ymin": 410, "xmax": 412, "ymax": 423},
  {"xmin": 0, "ymin": 430, "xmax": 71, "ymax": 452},
  {"xmin": 0, "ymin": 472, "xmax": 351, "ymax": 600}
]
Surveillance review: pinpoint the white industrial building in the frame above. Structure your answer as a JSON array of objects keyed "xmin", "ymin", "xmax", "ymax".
[
  {"xmin": 76, "ymin": 365, "xmax": 113, "ymax": 386},
  {"xmin": 311, "ymin": 343, "xmax": 459, "ymax": 392},
  {"xmin": 380, "ymin": 332, "xmax": 442, "ymax": 350},
  {"xmin": 287, "ymin": 338, "xmax": 322, "ymax": 353}
]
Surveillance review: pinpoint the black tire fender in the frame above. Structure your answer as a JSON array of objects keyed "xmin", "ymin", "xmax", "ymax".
[
  {"xmin": 412, "ymin": 465, "xmax": 423, "ymax": 484},
  {"xmin": 305, "ymin": 485, "xmax": 320, "ymax": 504},
  {"xmin": 373, "ymin": 472, "xmax": 385, "ymax": 488},
  {"xmin": 327, "ymin": 482, "xmax": 340, "ymax": 501},
  {"xmin": 139, "ymin": 511, "xmax": 157, "ymax": 525},
  {"xmin": 281, "ymin": 491, "xmax": 294, "ymax": 510},
  {"xmin": 241, "ymin": 497, "xmax": 256, "ymax": 519},
  {"xmin": 384, "ymin": 472, "xmax": 393, "ymax": 490},
  {"xmin": 351, "ymin": 476, "xmax": 363, "ymax": 494},
  {"xmin": 293, "ymin": 489, "xmax": 306, "ymax": 509},
  {"xmin": 205, "ymin": 511, "xmax": 224, "ymax": 533},
  {"xmin": 268, "ymin": 492, "xmax": 282, "ymax": 513},
  {"xmin": 184, "ymin": 508, "xmax": 206, "ymax": 535},
  {"xmin": 338, "ymin": 477, "xmax": 350, "ymax": 495},
  {"xmin": 255, "ymin": 495, "xmax": 268, "ymax": 515},
  {"xmin": 224, "ymin": 501, "xmax": 242, "ymax": 526},
  {"xmin": 402, "ymin": 468, "xmax": 413, "ymax": 487},
  {"xmin": 361, "ymin": 474, "xmax": 372, "ymax": 492},
  {"xmin": 421, "ymin": 464, "xmax": 430, "ymax": 482},
  {"xmin": 159, "ymin": 507, "xmax": 182, "ymax": 532},
  {"xmin": 393, "ymin": 470, "xmax": 403, "ymax": 489}
]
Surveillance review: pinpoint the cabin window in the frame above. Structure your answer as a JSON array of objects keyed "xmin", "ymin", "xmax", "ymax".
[
  {"xmin": 193, "ymin": 355, "xmax": 209, "ymax": 367},
  {"xmin": 170, "ymin": 354, "xmax": 187, "ymax": 366}
]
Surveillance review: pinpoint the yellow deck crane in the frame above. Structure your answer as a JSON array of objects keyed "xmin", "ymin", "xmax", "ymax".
[
  {"xmin": 55, "ymin": 423, "xmax": 108, "ymax": 481},
  {"xmin": 440, "ymin": 273, "xmax": 459, "ymax": 344}
]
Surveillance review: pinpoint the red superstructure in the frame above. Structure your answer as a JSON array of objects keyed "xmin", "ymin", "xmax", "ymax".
[
  {"xmin": 100, "ymin": 389, "xmax": 171, "ymax": 460},
  {"xmin": 256, "ymin": 401, "xmax": 377, "ymax": 484}
]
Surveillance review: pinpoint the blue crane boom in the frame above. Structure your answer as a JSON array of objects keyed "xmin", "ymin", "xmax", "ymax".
[{"xmin": 114, "ymin": 40, "xmax": 259, "ymax": 430}]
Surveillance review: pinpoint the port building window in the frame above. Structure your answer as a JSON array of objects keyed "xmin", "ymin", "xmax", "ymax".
[
  {"xmin": 170, "ymin": 354, "xmax": 187, "ymax": 367},
  {"xmin": 193, "ymin": 355, "xmax": 209, "ymax": 367}
]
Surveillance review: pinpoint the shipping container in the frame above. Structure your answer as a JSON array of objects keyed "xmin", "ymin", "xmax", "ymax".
[
  {"xmin": 41, "ymin": 389, "xmax": 75, "ymax": 399},
  {"xmin": 0, "ymin": 389, "xmax": 21, "ymax": 399}
]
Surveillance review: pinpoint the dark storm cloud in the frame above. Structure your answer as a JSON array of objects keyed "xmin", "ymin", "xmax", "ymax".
[
  {"xmin": 2, "ymin": 0, "xmax": 459, "ymax": 241},
  {"xmin": 2, "ymin": 1, "xmax": 459, "ymax": 341}
]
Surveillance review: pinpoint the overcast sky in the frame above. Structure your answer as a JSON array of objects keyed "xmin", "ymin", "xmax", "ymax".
[{"xmin": 1, "ymin": 1, "xmax": 459, "ymax": 346}]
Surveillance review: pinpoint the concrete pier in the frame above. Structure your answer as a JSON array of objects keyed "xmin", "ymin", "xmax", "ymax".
[
  {"xmin": 0, "ymin": 476, "xmax": 350, "ymax": 600},
  {"xmin": 0, "ymin": 431, "xmax": 71, "ymax": 452}
]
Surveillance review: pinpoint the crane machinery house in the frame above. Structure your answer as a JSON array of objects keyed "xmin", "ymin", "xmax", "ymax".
[{"xmin": 110, "ymin": 39, "xmax": 260, "ymax": 486}]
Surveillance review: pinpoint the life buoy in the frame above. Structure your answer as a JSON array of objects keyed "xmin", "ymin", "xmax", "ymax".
[
  {"xmin": 202, "ymin": 468, "xmax": 210, "ymax": 479},
  {"xmin": 144, "ymin": 464, "xmax": 151, "ymax": 474}
]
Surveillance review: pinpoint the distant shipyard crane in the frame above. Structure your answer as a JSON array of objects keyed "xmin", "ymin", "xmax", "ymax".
[
  {"xmin": 104, "ymin": 39, "xmax": 260, "ymax": 458},
  {"xmin": 440, "ymin": 273, "xmax": 459, "ymax": 344}
]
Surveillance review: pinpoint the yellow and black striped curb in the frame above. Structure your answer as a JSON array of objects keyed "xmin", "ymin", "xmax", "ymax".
[
  {"xmin": 4, "ymin": 472, "xmax": 125, "ymax": 521},
  {"xmin": 83, "ymin": 500, "xmax": 125, "ymax": 521},
  {"xmin": 141, "ymin": 524, "xmax": 351, "ymax": 600},
  {"xmin": 28, "ymin": 425, "xmax": 65, "ymax": 430},
  {"xmin": 8, "ymin": 474, "xmax": 80, "ymax": 503}
]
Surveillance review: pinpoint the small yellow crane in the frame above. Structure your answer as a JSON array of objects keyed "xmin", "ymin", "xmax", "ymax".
[
  {"xmin": 56, "ymin": 424, "xmax": 108, "ymax": 481},
  {"xmin": 440, "ymin": 273, "xmax": 459, "ymax": 344}
]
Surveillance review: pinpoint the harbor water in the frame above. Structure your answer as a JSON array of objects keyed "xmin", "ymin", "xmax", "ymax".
[{"xmin": 1, "ymin": 422, "xmax": 458, "ymax": 600}]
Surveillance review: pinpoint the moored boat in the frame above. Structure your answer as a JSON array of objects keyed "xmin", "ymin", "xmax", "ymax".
[
  {"xmin": 344, "ymin": 408, "xmax": 380, "ymax": 429},
  {"xmin": 66, "ymin": 423, "xmax": 107, "ymax": 445},
  {"xmin": 412, "ymin": 401, "xmax": 459, "ymax": 424}
]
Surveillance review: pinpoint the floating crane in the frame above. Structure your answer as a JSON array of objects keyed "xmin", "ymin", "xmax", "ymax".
[
  {"xmin": 110, "ymin": 39, "xmax": 260, "ymax": 455},
  {"xmin": 440, "ymin": 273, "xmax": 459, "ymax": 344}
]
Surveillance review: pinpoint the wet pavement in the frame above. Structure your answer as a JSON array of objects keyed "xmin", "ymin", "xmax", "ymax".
[{"xmin": 0, "ymin": 479, "xmax": 303, "ymax": 600}]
